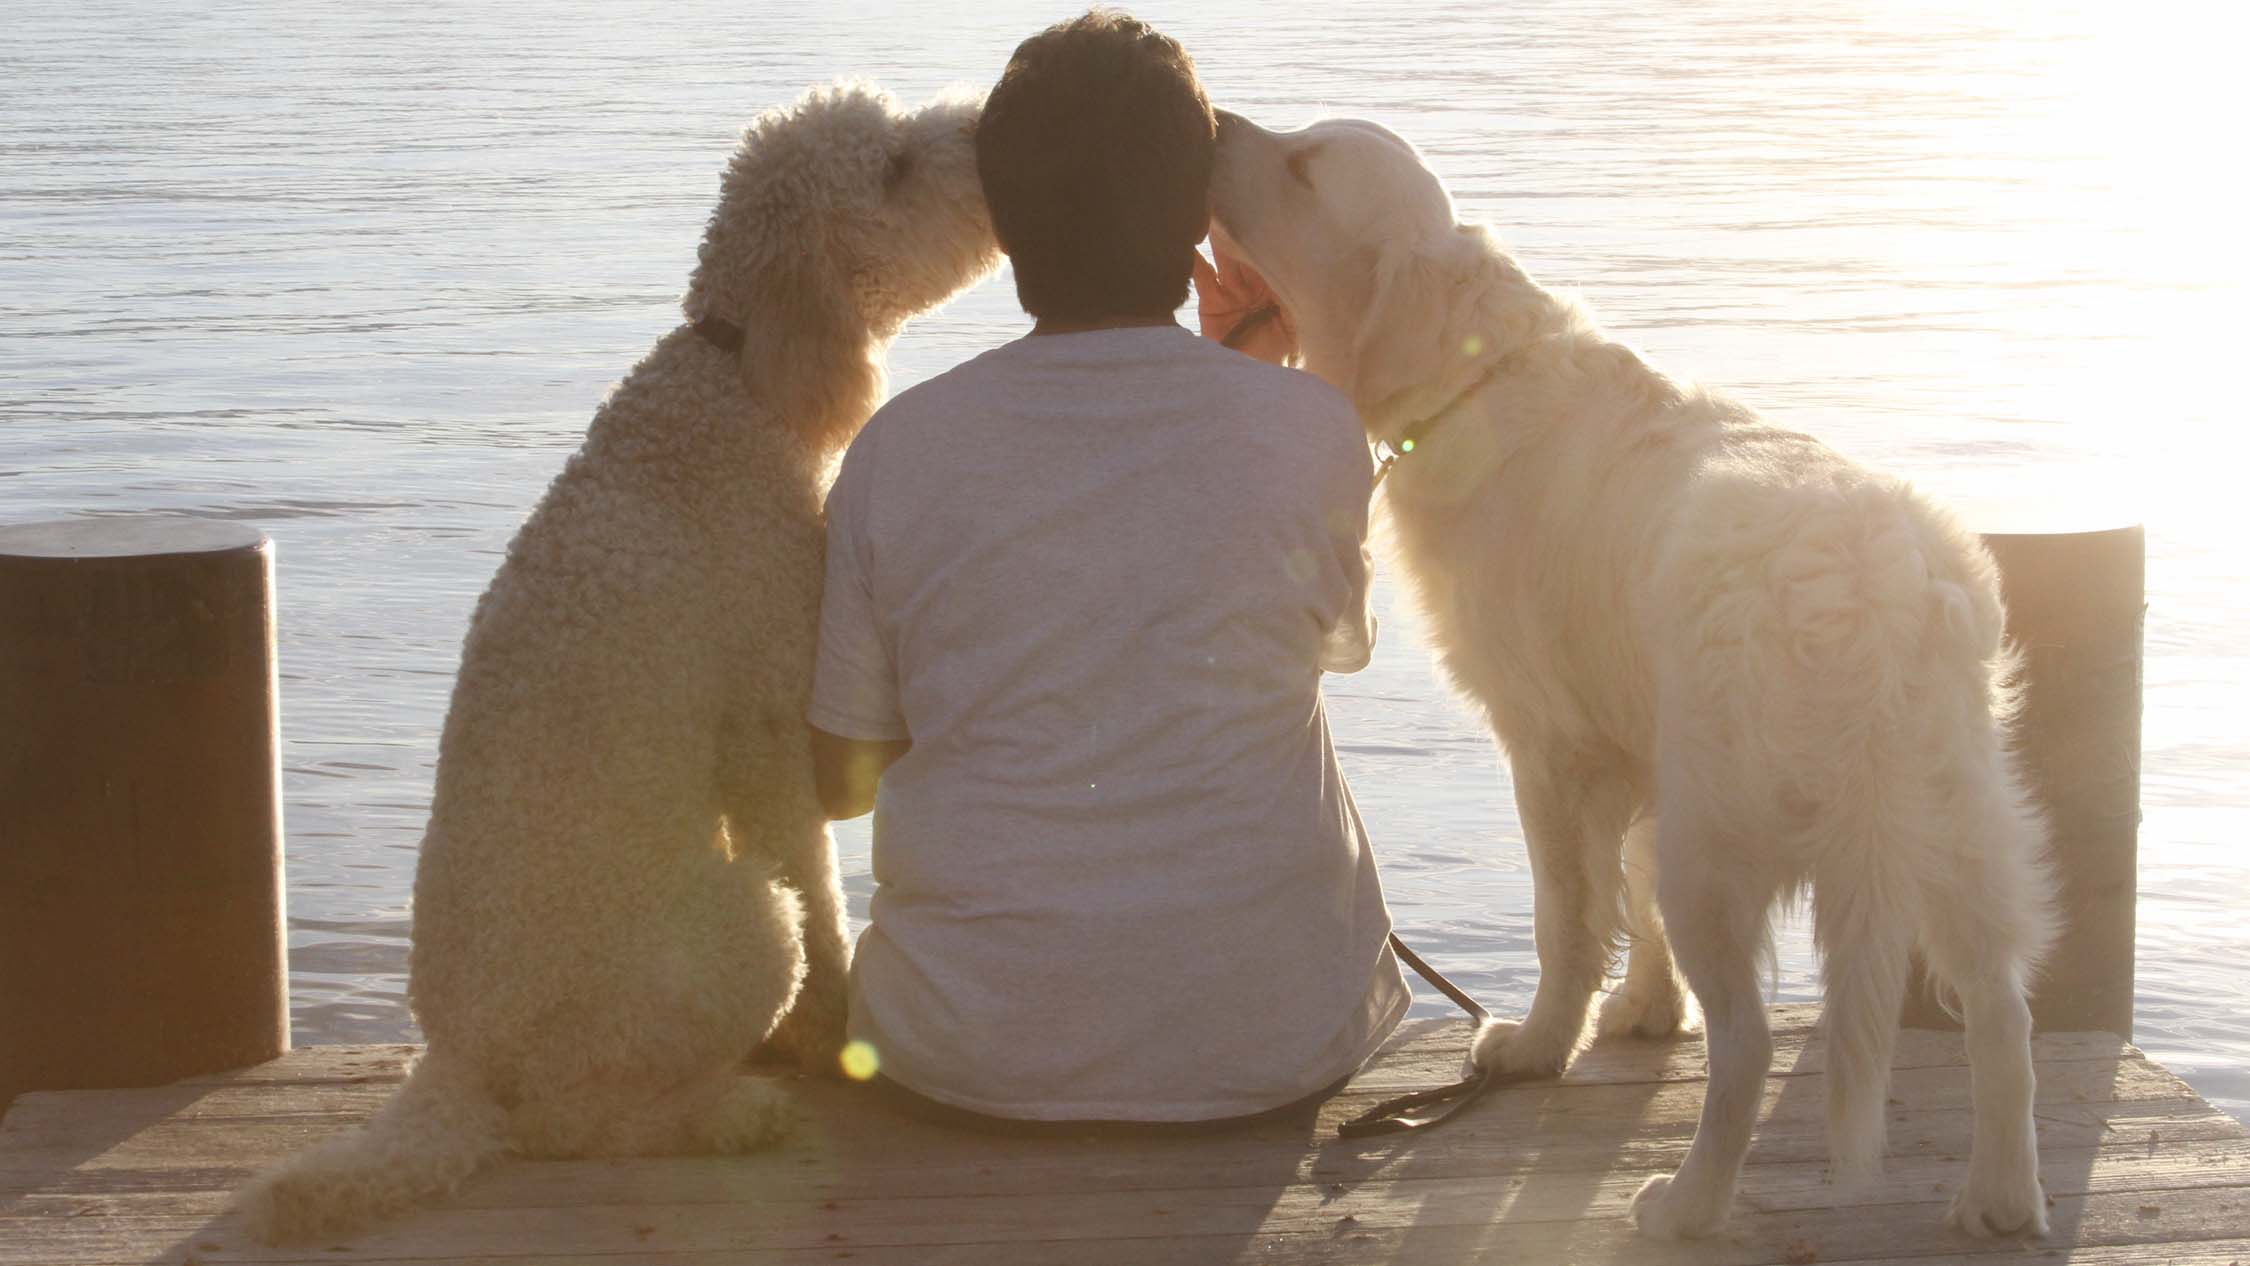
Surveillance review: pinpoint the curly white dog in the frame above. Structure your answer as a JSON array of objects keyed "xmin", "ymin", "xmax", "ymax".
[
  {"xmin": 1210, "ymin": 112, "xmax": 2055, "ymax": 1239},
  {"xmin": 237, "ymin": 83, "xmax": 998, "ymax": 1243}
]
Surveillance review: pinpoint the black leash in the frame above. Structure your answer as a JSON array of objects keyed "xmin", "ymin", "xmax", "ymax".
[
  {"xmin": 1337, "ymin": 933, "xmax": 1501, "ymax": 1138},
  {"xmin": 1388, "ymin": 933, "xmax": 1487, "ymax": 1025}
]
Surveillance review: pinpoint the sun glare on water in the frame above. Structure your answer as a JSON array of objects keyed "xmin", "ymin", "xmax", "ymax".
[{"xmin": 1987, "ymin": 3, "xmax": 2247, "ymax": 541}]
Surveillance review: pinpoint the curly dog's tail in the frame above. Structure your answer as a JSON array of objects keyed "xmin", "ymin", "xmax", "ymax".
[{"xmin": 236, "ymin": 1045, "xmax": 507, "ymax": 1243}]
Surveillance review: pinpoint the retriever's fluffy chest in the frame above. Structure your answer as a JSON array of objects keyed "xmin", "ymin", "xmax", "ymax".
[{"xmin": 1379, "ymin": 342, "xmax": 1732, "ymax": 789}]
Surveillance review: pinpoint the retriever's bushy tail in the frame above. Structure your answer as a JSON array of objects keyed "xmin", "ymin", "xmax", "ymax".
[{"xmin": 237, "ymin": 1045, "xmax": 507, "ymax": 1243}]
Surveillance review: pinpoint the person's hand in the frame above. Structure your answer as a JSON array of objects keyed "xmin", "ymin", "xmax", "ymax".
[{"xmin": 1192, "ymin": 247, "xmax": 1299, "ymax": 366}]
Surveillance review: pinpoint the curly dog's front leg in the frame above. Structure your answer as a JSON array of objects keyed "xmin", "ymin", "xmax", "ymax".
[
  {"xmin": 720, "ymin": 700, "xmax": 854, "ymax": 1073},
  {"xmin": 768, "ymin": 821, "xmax": 851, "ymax": 1072}
]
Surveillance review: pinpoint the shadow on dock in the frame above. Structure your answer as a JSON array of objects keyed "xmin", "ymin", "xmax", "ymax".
[{"xmin": 4, "ymin": 1009, "xmax": 2243, "ymax": 1265}]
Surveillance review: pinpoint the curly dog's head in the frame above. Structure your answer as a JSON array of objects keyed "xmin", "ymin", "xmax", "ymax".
[{"xmin": 687, "ymin": 83, "xmax": 999, "ymax": 443}]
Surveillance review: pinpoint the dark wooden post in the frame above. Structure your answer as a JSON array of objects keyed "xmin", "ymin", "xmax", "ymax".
[
  {"xmin": 0, "ymin": 519, "xmax": 290, "ymax": 1103},
  {"xmin": 1902, "ymin": 523, "xmax": 2145, "ymax": 1037}
]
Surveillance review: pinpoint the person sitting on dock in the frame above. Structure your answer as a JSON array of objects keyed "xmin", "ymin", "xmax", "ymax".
[{"xmin": 806, "ymin": 10, "xmax": 1409, "ymax": 1130}]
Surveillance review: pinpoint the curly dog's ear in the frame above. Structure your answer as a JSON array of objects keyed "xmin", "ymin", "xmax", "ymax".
[{"xmin": 732, "ymin": 245, "xmax": 879, "ymax": 436}]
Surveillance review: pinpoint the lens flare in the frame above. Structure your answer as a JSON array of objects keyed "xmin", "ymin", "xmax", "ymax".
[{"xmin": 838, "ymin": 1040, "xmax": 880, "ymax": 1082}]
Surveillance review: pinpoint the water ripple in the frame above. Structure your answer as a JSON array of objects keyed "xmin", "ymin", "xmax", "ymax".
[{"xmin": 3, "ymin": 0, "xmax": 2244, "ymax": 1122}]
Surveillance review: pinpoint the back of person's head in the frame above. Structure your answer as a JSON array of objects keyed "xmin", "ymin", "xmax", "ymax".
[{"xmin": 976, "ymin": 10, "xmax": 1215, "ymax": 323}]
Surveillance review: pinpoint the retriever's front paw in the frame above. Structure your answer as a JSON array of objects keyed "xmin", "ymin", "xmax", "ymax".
[
  {"xmin": 1947, "ymin": 1168, "xmax": 2049, "ymax": 1239},
  {"xmin": 1630, "ymin": 1172, "xmax": 1730, "ymax": 1240},
  {"xmin": 1598, "ymin": 972, "xmax": 1689, "ymax": 1039},
  {"xmin": 1467, "ymin": 1016, "xmax": 1577, "ymax": 1080}
]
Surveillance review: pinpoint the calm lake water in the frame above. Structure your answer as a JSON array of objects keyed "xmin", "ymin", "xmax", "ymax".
[{"xmin": 6, "ymin": 1, "xmax": 2246, "ymax": 1118}]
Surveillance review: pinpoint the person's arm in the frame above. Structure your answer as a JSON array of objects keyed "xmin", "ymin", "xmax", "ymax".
[
  {"xmin": 1317, "ymin": 402, "xmax": 1379, "ymax": 674},
  {"xmin": 806, "ymin": 425, "xmax": 912, "ymax": 819},
  {"xmin": 1319, "ymin": 535, "xmax": 1378, "ymax": 674},
  {"xmin": 809, "ymin": 727, "xmax": 910, "ymax": 820}
]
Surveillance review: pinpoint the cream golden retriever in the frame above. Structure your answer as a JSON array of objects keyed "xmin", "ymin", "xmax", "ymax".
[{"xmin": 1209, "ymin": 111, "xmax": 2054, "ymax": 1239}]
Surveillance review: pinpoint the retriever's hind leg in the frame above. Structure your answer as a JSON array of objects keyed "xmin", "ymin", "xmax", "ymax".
[
  {"xmin": 1812, "ymin": 855, "xmax": 1914, "ymax": 1186},
  {"xmin": 1920, "ymin": 781, "xmax": 2052, "ymax": 1237},
  {"xmin": 1601, "ymin": 815, "xmax": 1691, "ymax": 1039},
  {"xmin": 1472, "ymin": 756, "xmax": 1633, "ymax": 1077},
  {"xmin": 1632, "ymin": 809, "xmax": 1774, "ymax": 1239}
]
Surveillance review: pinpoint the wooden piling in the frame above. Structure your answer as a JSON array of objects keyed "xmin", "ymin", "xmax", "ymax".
[
  {"xmin": 1903, "ymin": 523, "xmax": 2145, "ymax": 1037},
  {"xmin": 0, "ymin": 518, "xmax": 289, "ymax": 1104}
]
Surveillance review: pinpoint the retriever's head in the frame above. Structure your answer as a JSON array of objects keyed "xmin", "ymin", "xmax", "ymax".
[
  {"xmin": 687, "ymin": 83, "xmax": 1001, "ymax": 434},
  {"xmin": 1209, "ymin": 112, "xmax": 1513, "ymax": 442}
]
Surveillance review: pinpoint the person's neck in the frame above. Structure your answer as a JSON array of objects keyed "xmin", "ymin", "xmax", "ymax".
[{"xmin": 1029, "ymin": 313, "xmax": 1179, "ymax": 337}]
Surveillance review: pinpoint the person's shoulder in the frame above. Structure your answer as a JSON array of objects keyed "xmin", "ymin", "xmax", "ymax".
[
  {"xmin": 843, "ymin": 341, "xmax": 1018, "ymax": 468},
  {"xmin": 1184, "ymin": 339, "xmax": 1353, "ymax": 414},
  {"xmin": 1184, "ymin": 345, "xmax": 1367, "ymax": 470},
  {"xmin": 867, "ymin": 343, "xmax": 1014, "ymax": 425}
]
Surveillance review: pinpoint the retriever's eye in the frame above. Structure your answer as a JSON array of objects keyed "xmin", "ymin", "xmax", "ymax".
[
  {"xmin": 883, "ymin": 152, "xmax": 914, "ymax": 195},
  {"xmin": 1285, "ymin": 148, "xmax": 1316, "ymax": 190}
]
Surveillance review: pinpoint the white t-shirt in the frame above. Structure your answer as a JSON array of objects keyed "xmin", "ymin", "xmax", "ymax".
[{"xmin": 809, "ymin": 324, "xmax": 1408, "ymax": 1121}]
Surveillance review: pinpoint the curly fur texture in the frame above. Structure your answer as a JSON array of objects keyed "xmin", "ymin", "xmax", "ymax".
[
  {"xmin": 1213, "ymin": 114, "xmax": 2056, "ymax": 1241},
  {"xmin": 235, "ymin": 83, "xmax": 998, "ymax": 1244}
]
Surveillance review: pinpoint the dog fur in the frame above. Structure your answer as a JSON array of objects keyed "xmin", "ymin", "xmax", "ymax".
[
  {"xmin": 1210, "ymin": 112, "xmax": 2055, "ymax": 1239},
  {"xmin": 234, "ymin": 83, "xmax": 999, "ymax": 1243}
]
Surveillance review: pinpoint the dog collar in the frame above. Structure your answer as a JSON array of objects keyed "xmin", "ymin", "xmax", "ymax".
[
  {"xmin": 1372, "ymin": 356, "xmax": 1511, "ymax": 487},
  {"xmin": 693, "ymin": 316, "xmax": 745, "ymax": 356}
]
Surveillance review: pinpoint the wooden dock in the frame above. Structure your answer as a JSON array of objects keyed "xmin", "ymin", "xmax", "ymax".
[{"xmin": 4, "ymin": 1004, "xmax": 2246, "ymax": 1265}]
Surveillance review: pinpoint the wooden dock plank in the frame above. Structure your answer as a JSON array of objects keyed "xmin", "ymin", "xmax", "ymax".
[
  {"xmin": 20, "ymin": 1007, "xmax": 2141, "ymax": 1095},
  {"xmin": 0, "ymin": 1045, "xmax": 2198, "ymax": 1198},
  {"xmin": 17, "ymin": 1243, "xmax": 2250, "ymax": 1266},
  {"xmin": 9, "ymin": 1133, "xmax": 2250, "ymax": 1241},
  {"xmin": 2, "ymin": 1006, "xmax": 2243, "ymax": 1266},
  {"xmin": 9, "ymin": 1181, "xmax": 2250, "ymax": 1265}
]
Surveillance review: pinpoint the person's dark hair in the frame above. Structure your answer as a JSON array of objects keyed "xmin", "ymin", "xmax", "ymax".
[{"xmin": 976, "ymin": 10, "xmax": 1216, "ymax": 322}]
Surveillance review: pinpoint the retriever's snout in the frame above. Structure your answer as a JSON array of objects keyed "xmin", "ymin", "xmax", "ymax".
[{"xmin": 1214, "ymin": 108, "xmax": 1249, "ymax": 141}]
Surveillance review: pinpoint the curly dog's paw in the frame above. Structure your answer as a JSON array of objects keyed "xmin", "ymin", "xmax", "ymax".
[
  {"xmin": 762, "ymin": 977, "xmax": 850, "ymax": 1076},
  {"xmin": 705, "ymin": 1077, "xmax": 795, "ymax": 1152}
]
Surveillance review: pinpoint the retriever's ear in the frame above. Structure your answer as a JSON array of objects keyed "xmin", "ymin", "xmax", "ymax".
[
  {"xmin": 1347, "ymin": 227, "xmax": 1490, "ymax": 431},
  {"xmin": 732, "ymin": 245, "xmax": 879, "ymax": 439}
]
